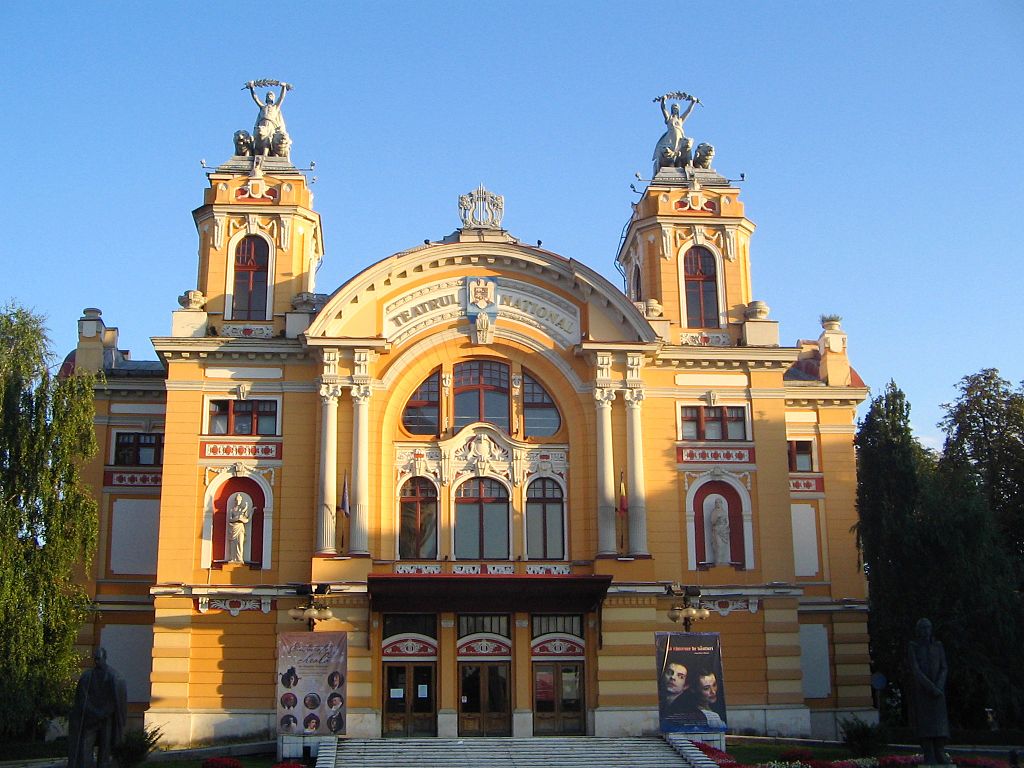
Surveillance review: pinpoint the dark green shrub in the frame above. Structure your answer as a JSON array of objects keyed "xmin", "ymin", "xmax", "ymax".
[
  {"xmin": 840, "ymin": 716, "xmax": 889, "ymax": 757},
  {"xmin": 112, "ymin": 726, "xmax": 162, "ymax": 768}
]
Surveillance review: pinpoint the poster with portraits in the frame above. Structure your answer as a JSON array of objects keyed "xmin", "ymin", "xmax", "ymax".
[
  {"xmin": 277, "ymin": 632, "xmax": 347, "ymax": 736},
  {"xmin": 655, "ymin": 631, "xmax": 727, "ymax": 733}
]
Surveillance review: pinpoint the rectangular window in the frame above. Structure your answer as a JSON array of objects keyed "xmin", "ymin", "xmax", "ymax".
[
  {"xmin": 788, "ymin": 440, "xmax": 814, "ymax": 472},
  {"xmin": 680, "ymin": 405, "xmax": 748, "ymax": 441},
  {"xmin": 207, "ymin": 399, "xmax": 278, "ymax": 436},
  {"xmin": 113, "ymin": 433, "xmax": 163, "ymax": 466}
]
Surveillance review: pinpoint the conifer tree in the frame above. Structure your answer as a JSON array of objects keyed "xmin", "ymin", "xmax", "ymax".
[{"xmin": 0, "ymin": 304, "xmax": 98, "ymax": 740}]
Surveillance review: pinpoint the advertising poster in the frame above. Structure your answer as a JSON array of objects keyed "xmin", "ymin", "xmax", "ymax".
[
  {"xmin": 277, "ymin": 631, "xmax": 347, "ymax": 736},
  {"xmin": 655, "ymin": 631, "xmax": 727, "ymax": 732}
]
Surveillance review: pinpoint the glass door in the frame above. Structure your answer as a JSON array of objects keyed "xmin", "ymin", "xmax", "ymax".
[
  {"xmin": 533, "ymin": 662, "xmax": 584, "ymax": 735},
  {"xmin": 458, "ymin": 662, "xmax": 511, "ymax": 736},
  {"xmin": 383, "ymin": 662, "xmax": 436, "ymax": 737}
]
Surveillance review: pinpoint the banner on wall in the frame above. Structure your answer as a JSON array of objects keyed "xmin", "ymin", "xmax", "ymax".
[
  {"xmin": 277, "ymin": 632, "xmax": 347, "ymax": 736},
  {"xmin": 655, "ymin": 631, "xmax": 727, "ymax": 732}
]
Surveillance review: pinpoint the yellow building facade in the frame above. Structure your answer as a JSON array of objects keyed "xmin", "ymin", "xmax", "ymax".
[{"xmin": 71, "ymin": 101, "xmax": 873, "ymax": 748}]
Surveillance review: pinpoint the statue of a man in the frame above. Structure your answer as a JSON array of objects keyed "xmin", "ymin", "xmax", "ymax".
[
  {"xmin": 653, "ymin": 94, "xmax": 699, "ymax": 172},
  {"xmin": 908, "ymin": 618, "xmax": 950, "ymax": 764},
  {"xmin": 709, "ymin": 498, "xmax": 730, "ymax": 564},
  {"xmin": 246, "ymin": 81, "xmax": 290, "ymax": 157},
  {"xmin": 68, "ymin": 647, "xmax": 128, "ymax": 768},
  {"xmin": 228, "ymin": 492, "xmax": 252, "ymax": 563}
]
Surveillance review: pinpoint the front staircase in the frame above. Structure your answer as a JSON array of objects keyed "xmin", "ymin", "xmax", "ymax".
[{"xmin": 317, "ymin": 736, "xmax": 700, "ymax": 768}]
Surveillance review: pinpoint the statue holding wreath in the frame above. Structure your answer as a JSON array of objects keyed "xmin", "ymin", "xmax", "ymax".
[
  {"xmin": 651, "ymin": 91, "xmax": 715, "ymax": 174},
  {"xmin": 234, "ymin": 79, "xmax": 294, "ymax": 159}
]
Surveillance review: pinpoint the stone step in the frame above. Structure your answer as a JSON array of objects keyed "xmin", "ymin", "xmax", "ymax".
[{"xmin": 319, "ymin": 736, "xmax": 694, "ymax": 768}]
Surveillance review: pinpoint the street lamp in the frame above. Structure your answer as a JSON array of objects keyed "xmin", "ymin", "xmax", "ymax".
[
  {"xmin": 666, "ymin": 583, "xmax": 711, "ymax": 631},
  {"xmin": 289, "ymin": 584, "xmax": 334, "ymax": 628}
]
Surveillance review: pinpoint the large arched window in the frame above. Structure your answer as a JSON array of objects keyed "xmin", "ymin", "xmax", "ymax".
[
  {"xmin": 522, "ymin": 373, "xmax": 561, "ymax": 437},
  {"xmin": 399, "ymin": 477, "xmax": 438, "ymax": 559},
  {"xmin": 455, "ymin": 478, "xmax": 509, "ymax": 559},
  {"xmin": 232, "ymin": 236, "xmax": 270, "ymax": 320},
  {"xmin": 454, "ymin": 361, "xmax": 509, "ymax": 432},
  {"xmin": 526, "ymin": 478, "xmax": 564, "ymax": 560},
  {"xmin": 683, "ymin": 246, "xmax": 719, "ymax": 328},
  {"xmin": 402, "ymin": 370, "xmax": 441, "ymax": 436}
]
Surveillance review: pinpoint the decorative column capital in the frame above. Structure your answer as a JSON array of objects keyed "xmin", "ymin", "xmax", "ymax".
[
  {"xmin": 594, "ymin": 387, "xmax": 617, "ymax": 407},
  {"xmin": 351, "ymin": 384, "xmax": 373, "ymax": 404},
  {"xmin": 623, "ymin": 388, "xmax": 646, "ymax": 407},
  {"xmin": 319, "ymin": 382, "xmax": 343, "ymax": 404}
]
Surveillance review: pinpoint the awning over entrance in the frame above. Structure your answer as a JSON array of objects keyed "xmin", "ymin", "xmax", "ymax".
[{"xmin": 367, "ymin": 573, "xmax": 613, "ymax": 614}]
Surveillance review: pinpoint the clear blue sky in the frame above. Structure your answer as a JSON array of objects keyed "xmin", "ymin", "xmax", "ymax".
[{"xmin": 2, "ymin": 2, "xmax": 1021, "ymax": 448}]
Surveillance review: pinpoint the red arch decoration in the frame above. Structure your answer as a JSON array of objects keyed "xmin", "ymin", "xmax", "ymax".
[
  {"xmin": 693, "ymin": 480, "xmax": 744, "ymax": 569},
  {"xmin": 212, "ymin": 476, "xmax": 265, "ymax": 567}
]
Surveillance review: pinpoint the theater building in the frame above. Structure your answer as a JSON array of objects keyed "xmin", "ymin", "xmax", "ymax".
[{"xmin": 70, "ymin": 96, "xmax": 873, "ymax": 747}]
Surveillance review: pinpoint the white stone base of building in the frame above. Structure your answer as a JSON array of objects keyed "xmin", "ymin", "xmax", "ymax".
[
  {"xmin": 513, "ymin": 710, "xmax": 534, "ymax": 737},
  {"xmin": 592, "ymin": 706, "xmax": 659, "ymax": 736},
  {"xmin": 144, "ymin": 709, "xmax": 273, "ymax": 747},
  {"xmin": 727, "ymin": 704, "xmax": 812, "ymax": 737},
  {"xmin": 809, "ymin": 707, "xmax": 879, "ymax": 740},
  {"xmin": 437, "ymin": 709, "xmax": 458, "ymax": 737},
  {"xmin": 345, "ymin": 710, "xmax": 382, "ymax": 738}
]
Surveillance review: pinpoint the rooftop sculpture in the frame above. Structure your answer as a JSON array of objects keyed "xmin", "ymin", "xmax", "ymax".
[
  {"xmin": 651, "ymin": 91, "xmax": 716, "ymax": 176},
  {"xmin": 232, "ymin": 79, "xmax": 294, "ymax": 160}
]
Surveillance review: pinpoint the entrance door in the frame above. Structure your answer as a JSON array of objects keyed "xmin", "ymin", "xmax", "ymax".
[
  {"xmin": 533, "ymin": 662, "xmax": 584, "ymax": 735},
  {"xmin": 458, "ymin": 662, "xmax": 511, "ymax": 736},
  {"xmin": 382, "ymin": 663, "xmax": 436, "ymax": 737}
]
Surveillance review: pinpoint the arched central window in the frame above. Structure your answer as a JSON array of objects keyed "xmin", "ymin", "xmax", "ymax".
[
  {"xmin": 455, "ymin": 478, "xmax": 509, "ymax": 559},
  {"xmin": 399, "ymin": 477, "xmax": 438, "ymax": 559},
  {"xmin": 454, "ymin": 361, "xmax": 509, "ymax": 432},
  {"xmin": 683, "ymin": 246, "xmax": 719, "ymax": 328},
  {"xmin": 526, "ymin": 478, "xmax": 565, "ymax": 560},
  {"xmin": 232, "ymin": 236, "xmax": 270, "ymax": 320}
]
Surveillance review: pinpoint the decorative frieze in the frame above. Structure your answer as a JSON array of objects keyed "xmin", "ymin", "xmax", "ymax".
[
  {"xmin": 678, "ymin": 446, "xmax": 754, "ymax": 464},
  {"xmin": 680, "ymin": 331, "xmax": 731, "ymax": 347},
  {"xmin": 382, "ymin": 634, "xmax": 437, "ymax": 659},
  {"xmin": 104, "ymin": 470, "xmax": 162, "ymax": 487},
  {"xmin": 531, "ymin": 633, "xmax": 585, "ymax": 658},
  {"xmin": 196, "ymin": 597, "xmax": 272, "ymax": 616},
  {"xmin": 702, "ymin": 597, "xmax": 760, "ymax": 616},
  {"xmin": 219, "ymin": 324, "xmax": 275, "ymax": 339},
  {"xmin": 525, "ymin": 563, "xmax": 571, "ymax": 575},
  {"xmin": 790, "ymin": 475, "xmax": 824, "ymax": 493},
  {"xmin": 201, "ymin": 441, "xmax": 282, "ymax": 460},
  {"xmin": 394, "ymin": 563, "xmax": 442, "ymax": 574},
  {"xmin": 457, "ymin": 634, "xmax": 512, "ymax": 659}
]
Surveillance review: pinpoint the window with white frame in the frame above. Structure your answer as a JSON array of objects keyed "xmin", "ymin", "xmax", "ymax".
[{"xmin": 207, "ymin": 399, "xmax": 278, "ymax": 436}]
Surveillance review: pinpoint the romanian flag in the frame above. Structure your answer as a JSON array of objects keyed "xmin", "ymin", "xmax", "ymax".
[
  {"xmin": 341, "ymin": 472, "xmax": 350, "ymax": 518},
  {"xmin": 618, "ymin": 471, "xmax": 628, "ymax": 517}
]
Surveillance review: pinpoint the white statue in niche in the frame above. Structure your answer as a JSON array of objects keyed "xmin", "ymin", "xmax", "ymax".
[
  {"xmin": 708, "ymin": 497, "xmax": 731, "ymax": 565},
  {"xmin": 227, "ymin": 492, "xmax": 253, "ymax": 563}
]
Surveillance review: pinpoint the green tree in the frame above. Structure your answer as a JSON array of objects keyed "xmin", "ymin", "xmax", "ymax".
[
  {"xmin": 0, "ymin": 304, "xmax": 98, "ymax": 740},
  {"xmin": 854, "ymin": 381, "xmax": 931, "ymax": 720},
  {"xmin": 941, "ymin": 369, "xmax": 1024, "ymax": 579},
  {"xmin": 856, "ymin": 379, "xmax": 1024, "ymax": 729}
]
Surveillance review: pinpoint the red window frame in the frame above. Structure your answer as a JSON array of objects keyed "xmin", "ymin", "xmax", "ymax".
[
  {"xmin": 399, "ymin": 477, "xmax": 438, "ymax": 559},
  {"xmin": 402, "ymin": 370, "xmax": 441, "ymax": 436},
  {"xmin": 113, "ymin": 432, "xmax": 163, "ymax": 466},
  {"xmin": 454, "ymin": 477, "xmax": 509, "ymax": 560},
  {"xmin": 683, "ymin": 246, "xmax": 720, "ymax": 328},
  {"xmin": 453, "ymin": 361, "xmax": 510, "ymax": 432},
  {"xmin": 208, "ymin": 399, "xmax": 278, "ymax": 436},
  {"xmin": 232, "ymin": 236, "xmax": 270, "ymax": 320},
  {"xmin": 522, "ymin": 372, "xmax": 561, "ymax": 438},
  {"xmin": 681, "ymin": 406, "xmax": 747, "ymax": 441},
  {"xmin": 788, "ymin": 440, "xmax": 814, "ymax": 472},
  {"xmin": 526, "ymin": 478, "xmax": 565, "ymax": 560}
]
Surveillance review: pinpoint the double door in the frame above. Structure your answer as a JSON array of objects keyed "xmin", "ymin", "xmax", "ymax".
[
  {"xmin": 458, "ymin": 662, "xmax": 511, "ymax": 736},
  {"xmin": 383, "ymin": 663, "xmax": 436, "ymax": 737},
  {"xmin": 533, "ymin": 662, "xmax": 584, "ymax": 735}
]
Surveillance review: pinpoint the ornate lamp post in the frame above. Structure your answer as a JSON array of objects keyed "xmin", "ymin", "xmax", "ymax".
[
  {"xmin": 288, "ymin": 584, "xmax": 334, "ymax": 629},
  {"xmin": 666, "ymin": 583, "xmax": 711, "ymax": 631}
]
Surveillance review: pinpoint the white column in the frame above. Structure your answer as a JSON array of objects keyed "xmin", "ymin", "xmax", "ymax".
[
  {"xmin": 624, "ymin": 388, "xmax": 649, "ymax": 556},
  {"xmin": 317, "ymin": 384, "xmax": 342, "ymax": 555},
  {"xmin": 595, "ymin": 387, "xmax": 617, "ymax": 556},
  {"xmin": 349, "ymin": 384, "xmax": 372, "ymax": 555}
]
